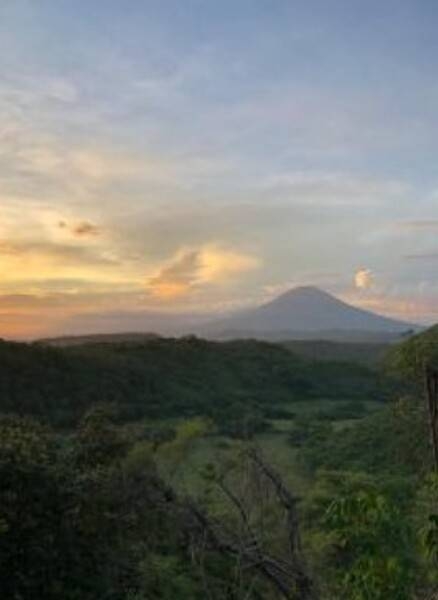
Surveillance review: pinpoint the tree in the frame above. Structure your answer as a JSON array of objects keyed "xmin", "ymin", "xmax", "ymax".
[
  {"xmin": 0, "ymin": 416, "xmax": 63, "ymax": 598},
  {"xmin": 323, "ymin": 488, "xmax": 414, "ymax": 599}
]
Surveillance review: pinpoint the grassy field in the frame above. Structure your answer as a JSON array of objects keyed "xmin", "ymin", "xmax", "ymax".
[{"xmin": 160, "ymin": 397, "xmax": 384, "ymax": 500}]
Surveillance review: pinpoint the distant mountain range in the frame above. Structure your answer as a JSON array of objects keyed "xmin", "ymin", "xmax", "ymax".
[
  {"xmin": 199, "ymin": 286, "xmax": 418, "ymax": 342},
  {"xmin": 40, "ymin": 286, "xmax": 419, "ymax": 345}
]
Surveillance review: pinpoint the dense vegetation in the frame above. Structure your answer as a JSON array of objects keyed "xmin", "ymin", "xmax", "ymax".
[
  {"xmin": 281, "ymin": 340, "xmax": 389, "ymax": 367},
  {"xmin": 385, "ymin": 324, "xmax": 438, "ymax": 379},
  {"xmin": 2, "ymin": 331, "xmax": 438, "ymax": 598},
  {"xmin": 0, "ymin": 337, "xmax": 389, "ymax": 430}
]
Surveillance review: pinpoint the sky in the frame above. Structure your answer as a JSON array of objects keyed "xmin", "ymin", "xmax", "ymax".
[{"xmin": 1, "ymin": 0, "xmax": 438, "ymax": 338}]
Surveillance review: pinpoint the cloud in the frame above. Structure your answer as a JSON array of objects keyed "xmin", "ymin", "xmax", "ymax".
[
  {"xmin": 200, "ymin": 246, "xmax": 260, "ymax": 281},
  {"xmin": 58, "ymin": 220, "xmax": 101, "ymax": 237},
  {"xmin": 404, "ymin": 252, "xmax": 438, "ymax": 261},
  {"xmin": 146, "ymin": 245, "xmax": 260, "ymax": 300},
  {"xmin": 46, "ymin": 79, "xmax": 78, "ymax": 103},
  {"xmin": 73, "ymin": 221, "xmax": 101, "ymax": 237},
  {"xmin": 260, "ymin": 173, "xmax": 409, "ymax": 207},
  {"xmin": 354, "ymin": 268, "xmax": 374, "ymax": 290},
  {"xmin": 147, "ymin": 249, "xmax": 201, "ymax": 299},
  {"xmin": 0, "ymin": 239, "xmax": 115, "ymax": 266},
  {"xmin": 395, "ymin": 220, "xmax": 438, "ymax": 232},
  {"xmin": 0, "ymin": 237, "xmax": 124, "ymax": 299},
  {"xmin": 0, "ymin": 240, "xmax": 20, "ymax": 255},
  {"xmin": 340, "ymin": 290, "xmax": 432, "ymax": 324}
]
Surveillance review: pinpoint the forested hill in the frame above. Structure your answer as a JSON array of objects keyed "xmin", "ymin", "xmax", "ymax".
[
  {"xmin": 0, "ymin": 337, "xmax": 389, "ymax": 427},
  {"xmin": 385, "ymin": 324, "xmax": 438, "ymax": 379},
  {"xmin": 281, "ymin": 339, "xmax": 390, "ymax": 367}
]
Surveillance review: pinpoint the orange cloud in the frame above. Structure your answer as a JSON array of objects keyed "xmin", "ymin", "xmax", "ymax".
[
  {"xmin": 0, "ymin": 241, "xmax": 20, "ymax": 255},
  {"xmin": 148, "ymin": 250, "xmax": 201, "ymax": 299},
  {"xmin": 200, "ymin": 246, "xmax": 260, "ymax": 281},
  {"xmin": 146, "ymin": 245, "xmax": 260, "ymax": 300},
  {"xmin": 341, "ymin": 292, "xmax": 430, "ymax": 324},
  {"xmin": 354, "ymin": 267, "xmax": 374, "ymax": 290}
]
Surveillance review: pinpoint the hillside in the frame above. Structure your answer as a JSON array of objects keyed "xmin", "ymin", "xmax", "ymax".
[
  {"xmin": 281, "ymin": 339, "xmax": 390, "ymax": 367},
  {"xmin": 39, "ymin": 334, "xmax": 390, "ymax": 367},
  {"xmin": 38, "ymin": 287, "xmax": 418, "ymax": 344},
  {"xmin": 0, "ymin": 337, "xmax": 390, "ymax": 428},
  {"xmin": 386, "ymin": 323, "xmax": 438, "ymax": 379},
  {"xmin": 38, "ymin": 332, "xmax": 161, "ymax": 347}
]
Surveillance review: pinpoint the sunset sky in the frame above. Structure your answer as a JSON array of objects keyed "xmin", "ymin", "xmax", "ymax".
[{"xmin": 1, "ymin": 0, "xmax": 438, "ymax": 338}]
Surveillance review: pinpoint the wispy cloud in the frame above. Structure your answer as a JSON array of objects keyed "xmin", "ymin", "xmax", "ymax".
[
  {"xmin": 0, "ymin": 2, "xmax": 438, "ymax": 335},
  {"xmin": 147, "ymin": 249, "xmax": 201, "ymax": 299},
  {"xmin": 341, "ymin": 288, "xmax": 438, "ymax": 325},
  {"xmin": 396, "ymin": 220, "xmax": 438, "ymax": 231},
  {"xmin": 58, "ymin": 220, "xmax": 101, "ymax": 237},
  {"xmin": 403, "ymin": 252, "xmax": 438, "ymax": 261},
  {"xmin": 146, "ymin": 245, "xmax": 261, "ymax": 300}
]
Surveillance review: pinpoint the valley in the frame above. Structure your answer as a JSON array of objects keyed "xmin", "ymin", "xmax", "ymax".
[{"xmin": 1, "ymin": 318, "xmax": 436, "ymax": 599}]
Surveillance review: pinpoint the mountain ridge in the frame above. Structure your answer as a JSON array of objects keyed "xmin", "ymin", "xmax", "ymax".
[
  {"xmin": 38, "ymin": 286, "xmax": 419, "ymax": 345},
  {"xmin": 200, "ymin": 286, "xmax": 418, "ymax": 341}
]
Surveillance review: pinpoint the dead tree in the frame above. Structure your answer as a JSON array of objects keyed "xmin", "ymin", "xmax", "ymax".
[
  {"xmin": 151, "ymin": 448, "xmax": 318, "ymax": 600},
  {"xmin": 246, "ymin": 448, "xmax": 313, "ymax": 597},
  {"xmin": 424, "ymin": 366, "xmax": 438, "ymax": 471},
  {"xmin": 418, "ymin": 586, "xmax": 438, "ymax": 600}
]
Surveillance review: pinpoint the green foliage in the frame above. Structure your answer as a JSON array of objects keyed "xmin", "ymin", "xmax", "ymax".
[
  {"xmin": 282, "ymin": 340, "xmax": 390, "ymax": 367},
  {"xmin": 413, "ymin": 473, "xmax": 438, "ymax": 586},
  {"xmin": 0, "ymin": 337, "xmax": 390, "ymax": 429},
  {"xmin": 73, "ymin": 403, "xmax": 129, "ymax": 469},
  {"xmin": 312, "ymin": 400, "xmax": 369, "ymax": 421},
  {"xmin": 324, "ymin": 489, "xmax": 415, "ymax": 599},
  {"xmin": 302, "ymin": 471, "xmax": 415, "ymax": 599},
  {"xmin": 213, "ymin": 402, "xmax": 271, "ymax": 438},
  {"xmin": 385, "ymin": 324, "xmax": 438, "ymax": 381},
  {"xmin": 158, "ymin": 417, "xmax": 212, "ymax": 478},
  {"xmin": 137, "ymin": 554, "xmax": 202, "ymax": 599},
  {"xmin": 0, "ymin": 416, "xmax": 62, "ymax": 598},
  {"xmin": 2, "ymin": 333, "xmax": 436, "ymax": 598},
  {"xmin": 0, "ymin": 413, "xmax": 211, "ymax": 599},
  {"xmin": 289, "ymin": 416, "xmax": 332, "ymax": 447},
  {"xmin": 423, "ymin": 514, "xmax": 438, "ymax": 562},
  {"xmin": 298, "ymin": 398, "xmax": 430, "ymax": 477}
]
